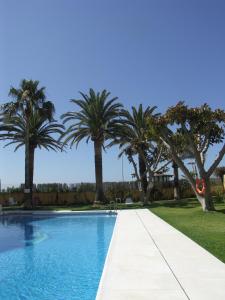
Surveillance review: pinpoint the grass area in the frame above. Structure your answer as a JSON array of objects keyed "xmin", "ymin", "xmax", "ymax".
[{"xmin": 150, "ymin": 199, "xmax": 225, "ymax": 263}]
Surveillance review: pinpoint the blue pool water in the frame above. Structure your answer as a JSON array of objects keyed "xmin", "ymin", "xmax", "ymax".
[{"xmin": 0, "ymin": 213, "xmax": 116, "ymax": 300}]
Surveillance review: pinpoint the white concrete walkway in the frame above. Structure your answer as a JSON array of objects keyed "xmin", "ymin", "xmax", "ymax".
[{"xmin": 96, "ymin": 209, "xmax": 225, "ymax": 300}]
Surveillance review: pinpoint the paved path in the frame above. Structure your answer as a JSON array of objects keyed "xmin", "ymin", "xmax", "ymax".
[{"xmin": 96, "ymin": 209, "xmax": 225, "ymax": 300}]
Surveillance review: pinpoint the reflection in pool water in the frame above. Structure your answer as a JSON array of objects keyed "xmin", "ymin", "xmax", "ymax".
[{"xmin": 0, "ymin": 215, "xmax": 50, "ymax": 252}]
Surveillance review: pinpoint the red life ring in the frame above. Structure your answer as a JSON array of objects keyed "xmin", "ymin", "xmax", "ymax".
[{"xmin": 196, "ymin": 178, "xmax": 206, "ymax": 195}]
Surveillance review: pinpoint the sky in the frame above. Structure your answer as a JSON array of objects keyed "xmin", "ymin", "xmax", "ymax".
[{"xmin": 0, "ymin": 0, "xmax": 225, "ymax": 187}]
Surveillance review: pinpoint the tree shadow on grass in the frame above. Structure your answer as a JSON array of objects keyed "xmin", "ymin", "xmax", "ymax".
[
  {"xmin": 150, "ymin": 199, "xmax": 199, "ymax": 209},
  {"xmin": 215, "ymin": 207, "xmax": 225, "ymax": 214}
]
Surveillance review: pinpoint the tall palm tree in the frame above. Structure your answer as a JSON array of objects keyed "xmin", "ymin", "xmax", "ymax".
[
  {"xmin": 113, "ymin": 105, "xmax": 159, "ymax": 197},
  {"xmin": 61, "ymin": 89, "xmax": 122, "ymax": 203},
  {"xmin": 0, "ymin": 111, "xmax": 64, "ymax": 206},
  {"xmin": 1, "ymin": 79, "xmax": 56, "ymax": 207}
]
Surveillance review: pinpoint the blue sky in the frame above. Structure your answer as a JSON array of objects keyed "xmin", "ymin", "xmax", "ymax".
[{"xmin": 0, "ymin": 0, "xmax": 225, "ymax": 187}]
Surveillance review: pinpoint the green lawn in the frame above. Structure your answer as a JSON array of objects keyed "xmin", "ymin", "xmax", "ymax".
[{"xmin": 150, "ymin": 199, "xmax": 225, "ymax": 263}]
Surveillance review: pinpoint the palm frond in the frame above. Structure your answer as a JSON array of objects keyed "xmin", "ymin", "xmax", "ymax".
[
  {"xmin": 61, "ymin": 89, "xmax": 122, "ymax": 147},
  {"xmin": 0, "ymin": 110, "xmax": 63, "ymax": 152}
]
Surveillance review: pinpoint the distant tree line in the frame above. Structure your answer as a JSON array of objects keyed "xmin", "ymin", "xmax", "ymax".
[{"xmin": 0, "ymin": 181, "xmax": 138, "ymax": 193}]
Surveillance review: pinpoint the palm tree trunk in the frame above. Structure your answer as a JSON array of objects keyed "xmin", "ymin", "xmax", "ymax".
[
  {"xmin": 24, "ymin": 122, "xmax": 31, "ymax": 208},
  {"xmin": 146, "ymin": 178, "xmax": 154, "ymax": 204},
  {"xmin": 172, "ymin": 161, "xmax": 180, "ymax": 200},
  {"xmin": 94, "ymin": 140, "xmax": 105, "ymax": 203},
  {"xmin": 138, "ymin": 153, "xmax": 148, "ymax": 194},
  {"xmin": 219, "ymin": 175, "xmax": 225, "ymax": 193},
  {"xmin": 29, "ymin": 145, "xmax": 35, "ymax": 207}
]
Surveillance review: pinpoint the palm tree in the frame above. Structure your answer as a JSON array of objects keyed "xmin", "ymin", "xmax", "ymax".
[
  {"xmin": 172, "ymin": 161, "xmax": 180, "ymax": 200},
  {"xmin": 61, "ymin": 89, "xmax": 122, "ymax": 203},
  {"xmin": 214, "ymin": 166, "xmax": 225, "ymax": 193},
  {"xmin": 0, "ymin": 111, "xmax": 64, "ymax": 206},
  {"xmin": 1, "ymin": 79, "xmax": 56, "ymax": 207},
  {"xmin": 172, "ymin": 143, "xmax": 196, "ymax": 201},
  {"xmin": 112, "ymin": 105, "xmax": 159, "ymax": 199}
]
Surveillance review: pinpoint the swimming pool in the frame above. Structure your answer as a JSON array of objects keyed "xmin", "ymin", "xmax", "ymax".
[{"xmin": 0, "ymin": 213, "xmax": 116, "ymax": 300}]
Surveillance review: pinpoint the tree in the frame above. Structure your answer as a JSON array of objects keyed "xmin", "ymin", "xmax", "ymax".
[
  {"xmin": 153, "ymin": 102, "xmax": 225, "ymax": 211},
  {"xmin": 214, "ymin": 166, "xmax": 225, "ymax": 192},
  {"xmin": 1, "ymin": 80, "xmax": 55, "ymax": 207},
  {"xmin": 111, "ymin": 105, "xmax": 170, "ymax": 204},
  {"xmin": 61, "ymin": 89, "xmax": 122, "ymax": 203},
  {"xmin": 0, "ymin": 111, "xmax": 64, "ymax": 206}
]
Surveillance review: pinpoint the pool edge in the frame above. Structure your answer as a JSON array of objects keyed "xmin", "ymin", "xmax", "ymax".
[
  {"xmin": 1, "ymin": 210, "xmax": 116, "ymax": 216},
  {"xmin": 95, "ymin": 210, "xmax": 120, "ymax": 299}
]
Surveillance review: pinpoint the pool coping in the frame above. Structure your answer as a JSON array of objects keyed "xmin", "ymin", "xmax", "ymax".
[
  {"xmin": 96, "ymin": 209, "xmax": 225, "ymax": 300},
  {"xmin": 1, "ymin": 209, "xmax": 116, "ymax": 216},
  {"xmin": 96, "ymin": 208, "xmax": 119, "ymax": 298}
]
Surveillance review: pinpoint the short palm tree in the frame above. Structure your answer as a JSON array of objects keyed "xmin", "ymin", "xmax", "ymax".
[
  {"xmin": 0, "ymin": 112, "xmax": 64, "ymax": 205},
  {"xmin": 61, "ymin": 89, "xmax": 123, "ymax": 203},
  {"xmin": 112, "ymin": 105, "xmax": 159, "ymax": 196},
  {"xmin": 1, "ymin": 79, "xmax": 57, "ymax": 207},
  {"xmin": 214, "ymin": 166, "xmax": 225, "ymax": 193},
  {"xmin": 172, "ymin": 161, "xmax": 180, "ymax": 200}
]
